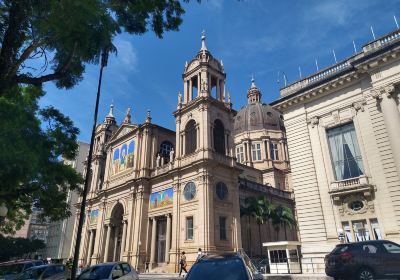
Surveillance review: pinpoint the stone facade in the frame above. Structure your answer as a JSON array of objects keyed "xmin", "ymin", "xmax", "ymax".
[
  {"xmin": 271, "ymin": 29, "xmax": 400, "ymax": 262},
  {"xmin": 73, "ymin": 34, "xmax": 296, "ymax": 272}
]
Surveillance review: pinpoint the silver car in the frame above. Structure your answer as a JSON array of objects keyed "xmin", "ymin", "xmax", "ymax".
[
  {"xmin": 15, "ymin": 265, "xmax": 69, "ymax": 280},
  {"xmin": 77, "ymin": 263, "xmax": 138, "ymax": 280}
]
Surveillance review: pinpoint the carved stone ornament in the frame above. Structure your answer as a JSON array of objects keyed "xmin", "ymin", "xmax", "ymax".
[
  {"xmin": 352, "ymin": 100, "xmax": 366, "ymax": 113},
  {"xmin": 332, "ymin": 110, "xmax": 340, "ymax": 124},
  {"xmin": 371, "ymin": 84, "xmax": 396, "ymax": 100},
  {"xmin": 307, "ymin": 116, "xmax": 319, "ymax": 128},
  {"xmin": 338, "ymin": 194, "xmax": 374, "ymax": 217}
]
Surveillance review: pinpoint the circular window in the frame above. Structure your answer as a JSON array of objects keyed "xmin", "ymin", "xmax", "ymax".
[
  {"xmin": 183, "ymin": 182, "xmax": 196, "ymax": 201},
  {"xmin": 216, "ymin": 182, "xmax": 228, "ymax": 200},
  {"xmin": 350, "ymin": 200, "xmax": 364, "ymax": 211}
]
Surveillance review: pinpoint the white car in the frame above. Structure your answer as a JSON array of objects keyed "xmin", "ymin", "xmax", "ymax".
[{"xmin": 77, "ymin": 262, "xmax": 138, "ymax": 280}]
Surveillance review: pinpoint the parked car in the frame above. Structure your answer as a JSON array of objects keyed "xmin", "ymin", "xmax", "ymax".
[
  {"xmin": 325, "ymin": 240, "xmax": 400, "ymax": 280},
  {"xmin": 184, "ymin": 252, "xmax": 263, "ymax": 280},
  {"xmin": 77, "ymin": 262, "xmax": 138, "ymax": 280},
  {"xmin": 15, "ymin": 265, "xmax": 68, "ymax": 280},
  {"xmin": 0, "ymin": 260, "xmax": 44, "ymax": 280}
]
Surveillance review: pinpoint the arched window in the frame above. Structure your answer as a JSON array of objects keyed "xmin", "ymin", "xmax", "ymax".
[
  {"xmin": 160, "ymin": 141, "xmax": 173, "ymax": 163},
  {"xmin": 213, "ymin": 119, "xmax": 225, "ymax": 155},
  {"xmin": 185, "ymin": 120, "xmax": 197, "ymax": 154}
]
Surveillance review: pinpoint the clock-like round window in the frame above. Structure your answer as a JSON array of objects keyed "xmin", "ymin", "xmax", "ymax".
[
  {"xmin": 216, "ymin": 182, "xmax": 228, "ymax": 200},
  {"xmin": 350, "ymin": 200, "xmax": 364, "ymax": 211},
  {"xmin": 183, "ymin": 182, "xmax": 196, "ymax": 201}
]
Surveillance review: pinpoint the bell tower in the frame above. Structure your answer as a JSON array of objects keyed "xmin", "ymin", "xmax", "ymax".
[
  {"xmin": 174, "ymin": 32, "xmax": 234, "ymax": 159},
  {"xmin": 171, "ymin": 33, "xmax": 242, "ymax": 255}
]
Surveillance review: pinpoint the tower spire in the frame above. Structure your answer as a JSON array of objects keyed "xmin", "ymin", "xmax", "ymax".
[
  {"xmin": 123, "ymin": 107, "xmax": 131, "ymax": 124},
  {"xmin": 200, "ymin": 30, "xmax": 207, "ymax": 51},
  {"xmin": 247, "ymin": 76, "xmax": 262, "ymax": 104},
  {"xmin": 104, "ymin": 103, "xmax": 116, "ymax": 124}
]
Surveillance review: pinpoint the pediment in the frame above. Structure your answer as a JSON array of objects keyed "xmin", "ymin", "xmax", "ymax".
[{"xmin": 109, "ymin": 123, "xmax": 138, "ymax": 145}]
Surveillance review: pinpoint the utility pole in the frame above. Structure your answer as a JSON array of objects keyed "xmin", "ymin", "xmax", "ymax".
[{"xmin": 70, "ymin": 48, "xmax": 109, "ymax": 280}]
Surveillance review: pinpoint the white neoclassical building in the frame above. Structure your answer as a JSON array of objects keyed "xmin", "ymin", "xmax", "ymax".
[
  {"xmin": 71, "ymin": 34, "xmax": 295, "ymax": 273},
  {"xmin": 271, "ymin": 29, "xmax": 400, "ymax": 268}
]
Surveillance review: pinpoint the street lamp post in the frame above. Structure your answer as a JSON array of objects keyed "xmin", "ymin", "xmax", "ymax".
[{"xmin": 70, "ymin": 48, "xmax": 109, "ymax": 280}]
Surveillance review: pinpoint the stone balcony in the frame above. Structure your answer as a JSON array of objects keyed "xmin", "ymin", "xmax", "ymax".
[{"xmin": 329, "ymin": 176, "xmax": 375, "ymax": 198}]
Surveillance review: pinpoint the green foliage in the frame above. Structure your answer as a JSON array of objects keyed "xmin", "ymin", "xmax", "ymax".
[
  {"xmin": 0, "ymin": 234, "xmax": 45, "ymax": 261},
  {"xmin": 0, "ymin": 85, "xmax": 83, "ymax": 234},
  {"xmin": 0, "ymin": 0, "xmax": 194, "ymax": 91}
]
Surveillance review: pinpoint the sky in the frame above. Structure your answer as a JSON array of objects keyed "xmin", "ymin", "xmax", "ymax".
[{"xmin": 39, "ymin": 0, "xmax": 400, "ymax": 143}]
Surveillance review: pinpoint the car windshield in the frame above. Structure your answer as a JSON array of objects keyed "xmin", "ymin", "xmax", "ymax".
[
  {"xmin": 0, "ymin": 264, "xmax": 26, "ymax": 276},
  {"xmin": 77, "ymin": 265, "xmax": 113, "ymax": 280},
  {"xmin": 16, "ymin": 267, "xmax": 47, "ymax": 280},
  {"xmin": 331, "ymin": 245, "xmax": 349, "ymax": 254},
  {"xmin": 187, "ymin": 258, "xmax": 247, "ymax": 280}
]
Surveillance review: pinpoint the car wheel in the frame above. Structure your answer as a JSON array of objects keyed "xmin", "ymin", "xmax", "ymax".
[{"xmin": 357, "ymin": 268, "xmax": 374, "ymax": 280}]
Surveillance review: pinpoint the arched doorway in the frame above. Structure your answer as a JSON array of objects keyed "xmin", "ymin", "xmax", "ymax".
[{"xmin": 105, "ymin": 203, "xmax": 124, "ymax": 262}]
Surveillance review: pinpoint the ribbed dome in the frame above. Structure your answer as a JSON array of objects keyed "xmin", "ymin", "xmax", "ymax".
[{"xmin": 233, "ymin": 102, "xmax": 284, "ymax": 135}]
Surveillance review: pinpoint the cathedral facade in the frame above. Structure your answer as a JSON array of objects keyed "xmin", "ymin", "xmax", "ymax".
[{"xmin": 72, "ymin": 34, "xmax": 295, "ymax": 272}]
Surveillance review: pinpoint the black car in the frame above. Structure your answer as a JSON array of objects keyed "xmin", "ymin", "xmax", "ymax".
[
  {"xmin": 0, "ymin": 260, "xmax": 44, "ymax": 280},
  {"xmin": 325, "ymin": 240, "xmax": 400, "ymax": 280},
  {"xmin": 184, "ymin": 252, "xmax": 263, "ymax": 280}
]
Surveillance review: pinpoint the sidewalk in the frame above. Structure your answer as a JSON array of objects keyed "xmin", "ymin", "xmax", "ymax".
[
  {"xmin": 138, "ymin": 273, "xmax": 333, "ymax": 279},
  {"xmin": 263, "ymin": 274, "xmax": 332, "ymax": 280}
]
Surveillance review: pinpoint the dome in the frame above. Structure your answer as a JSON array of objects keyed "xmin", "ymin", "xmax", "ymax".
[{"xmin": 233, "ymin": 102, "xmax": 284, "ymax": 135}]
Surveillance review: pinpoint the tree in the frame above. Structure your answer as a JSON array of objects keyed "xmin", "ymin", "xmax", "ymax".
[
  {"xmin": 0, "ymin": 0, "xmax": 197, "ymax": 233},
  {"xmin": 0, "ymin": 234, "xmax": 45, "ymax": 261},
  {"xmin": 258, "ymin": 195, "xmax": 274, "ymax": 240},
  {"xmin": 271, "ymin": 205, "xmax": 296, "ymax": 240},
  {"xmin": 0, "ymin": 86, "xmax": 83, "ymax": 233},
  {"xmin": 0, "ymin": 0, "xmax": 193, "ymax": 93}
]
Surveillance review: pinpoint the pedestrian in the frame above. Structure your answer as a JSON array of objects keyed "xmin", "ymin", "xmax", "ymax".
[
  {"xmin": 145, "ymin": 262, "xmax": 150, "ymax": 273},
  {"xmin": 178, "ymin": 251, "xmax": 187, "ymax": 277},
  {"xmin": 196, "ymin": 248, "xmax": 203, "ymax": 261},
  {"xmin": 66, "ymin": 257, "xmax": 73, "ymax": 270}
]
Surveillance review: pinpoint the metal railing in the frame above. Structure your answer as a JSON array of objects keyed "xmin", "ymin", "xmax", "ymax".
[{"xmin": 251, "ymin": 257, "xmax": 326, "ymax": 274}]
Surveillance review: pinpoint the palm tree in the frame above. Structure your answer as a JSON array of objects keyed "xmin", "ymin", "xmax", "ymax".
[
  {"xmin": 271, "ymin": 205, "xmax": 296, "ymax": 240},
  {"xmin": 241, "ymin": 196, "xmax": 264, "ymax": 258},
  {"xmin": 240, "ymin": 203, "xmax": 253, "ymax": 257},
  {"xmin": 258, "ymin": 195, "xmax": 274, "ymax": 241}
]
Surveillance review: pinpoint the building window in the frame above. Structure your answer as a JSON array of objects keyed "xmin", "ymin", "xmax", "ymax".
[
  {"xmin": 370, "ymin": 219, "xmax": 382, "ymax": 240},
  {"xmin": 219, "ymin": 216, "xmax": 227, "ymax": 240},
  {"xmin": 270, "ymin": 142, "xmax": 279, "ymax": 160},
  {"xmin": 183, "ymin": 182, "xmax": 196, "ymax": 201},
  {"xmin": 236, "ymin": 145, "xmax": 244, "ymax": 163},
  {"xmin": 269, "ymin": 250, "xmax": 287, "ymax": 263},
  {"xmin": 186, "ymin": 216, "xmax": 193, "ymax": 240},
  {"xmin": 185, "ymin": 120, "xmax": 197, "ymax": 154},
  {"xmin": 327, "ymin": 122, "xmax": 364, "ymax": 180},
  {"xmin": 213, "ymin": 119, "xmax": 225, "ymax": 155},
  {"xmin": 216, "ymin": 182, "xmax": 228, "ymax": 200},
  {"xmin": 160, "ymin": 141, "xmax": 173, "ymax": 163},
  {"xmin": 251, "ymin": 142, "xmax": 262, "ymax": 161}
]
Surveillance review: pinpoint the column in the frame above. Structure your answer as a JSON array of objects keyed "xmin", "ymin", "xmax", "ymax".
[
  {"xmin": 197, "ymin": 73, "xmax": 201, "ymax": 97},
  {"xmin": 189, "ymin": 79, "xmax": 193, "ymax": 101},
  {"xmin": 103, "ymin": 224, "xmax": 112, "ymax": 262},
  {"xmin": 150, "ymin": 217, "xmax": 157, "ymax": 264},
  {"xmin": 120, "ymin": 220, "xmax": 128, "ymax": 260},
  {"xmin": 165, "ymin": 214, "xmax": 172, "ymax": 263},
  {"xmin": 112, "ymin": 226, "xmax": 120, "ymax": 261},
  {"xmin": 376, "ymin": 85, "xmax": 400, "ymax": 178},
  {"xmin": 86, "ymin": 230, "xmax": 94, "ymax": 265}
]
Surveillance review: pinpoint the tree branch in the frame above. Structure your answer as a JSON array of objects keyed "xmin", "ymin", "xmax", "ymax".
[
  {"xmin": 7, "ymin": 40, "xmax": 44, "ymax": 78},
  {"xmin": 15, "ymin": 42, "xmax": 77, "ymax": 86}
]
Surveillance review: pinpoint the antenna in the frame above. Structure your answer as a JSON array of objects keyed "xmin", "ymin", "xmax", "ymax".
[
  {"xmin": 277, "ymin": 71, "xmax": 280, "ymax": 84},
  {"xmin": 395, "ymin": 15, "xmax": 399, "ymax": 29},
  {"xmin": 298, "ymin": 66, "xmax": 302, "ymax": 79},
  {"xmin": 332, "ymin": 50, "xmax": 337, "ymax": 63},
  {"xmin": 315, "ymin": 58, "xmax": 319, "ymax": 71},
  {"xmin": 353, "ymin": 40, "xmax": 357, "ymax": 53},
  {"xmin": 370, "ymin": 26, "xmax": 376, "ymax": 40}
]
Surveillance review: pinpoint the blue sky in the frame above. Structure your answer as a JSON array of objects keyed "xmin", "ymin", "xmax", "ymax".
[{"xmin": 39, "ymin": 0, "xmax": 400, "ymax": 143}]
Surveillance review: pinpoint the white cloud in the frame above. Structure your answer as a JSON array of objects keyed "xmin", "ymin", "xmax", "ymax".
[{"xmin": 113, "ymin": 37, "xmax": 138, "ymax": 71}]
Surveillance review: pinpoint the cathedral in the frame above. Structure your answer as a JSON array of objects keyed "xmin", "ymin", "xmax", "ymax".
[{"xmin": 73, "ymin": 33, "xmax": 295, "ymax": 272}]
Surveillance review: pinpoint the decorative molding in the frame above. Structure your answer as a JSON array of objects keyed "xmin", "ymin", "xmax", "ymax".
[
  {"xmin": 352, "ymin": 99, "xmax": 366, "ymax": 114},
  {"xmin": 371, "ymin": 84, "xmax": 396, "ymax": 100},
  {"xmin": 306, "ymin": 116, "xmax": 319, "ymax": 128}
]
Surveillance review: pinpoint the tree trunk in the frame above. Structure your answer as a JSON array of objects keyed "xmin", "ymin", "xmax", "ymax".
[
  {"xmin": 284, "ymin": 224, "xmax": 287, "ymax": 240},
  {"xmin": 0, "ymin": 1, "xmax": 27, "ymax": 93},
  {"xmin": 248, "ymin": 216, "xmax": 252, "ymax": 258}
]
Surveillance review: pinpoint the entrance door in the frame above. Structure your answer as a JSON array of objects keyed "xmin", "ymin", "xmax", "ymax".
[{"xmin": 157, "ymin": 219, "xmax": 167, "ymax": 263}]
